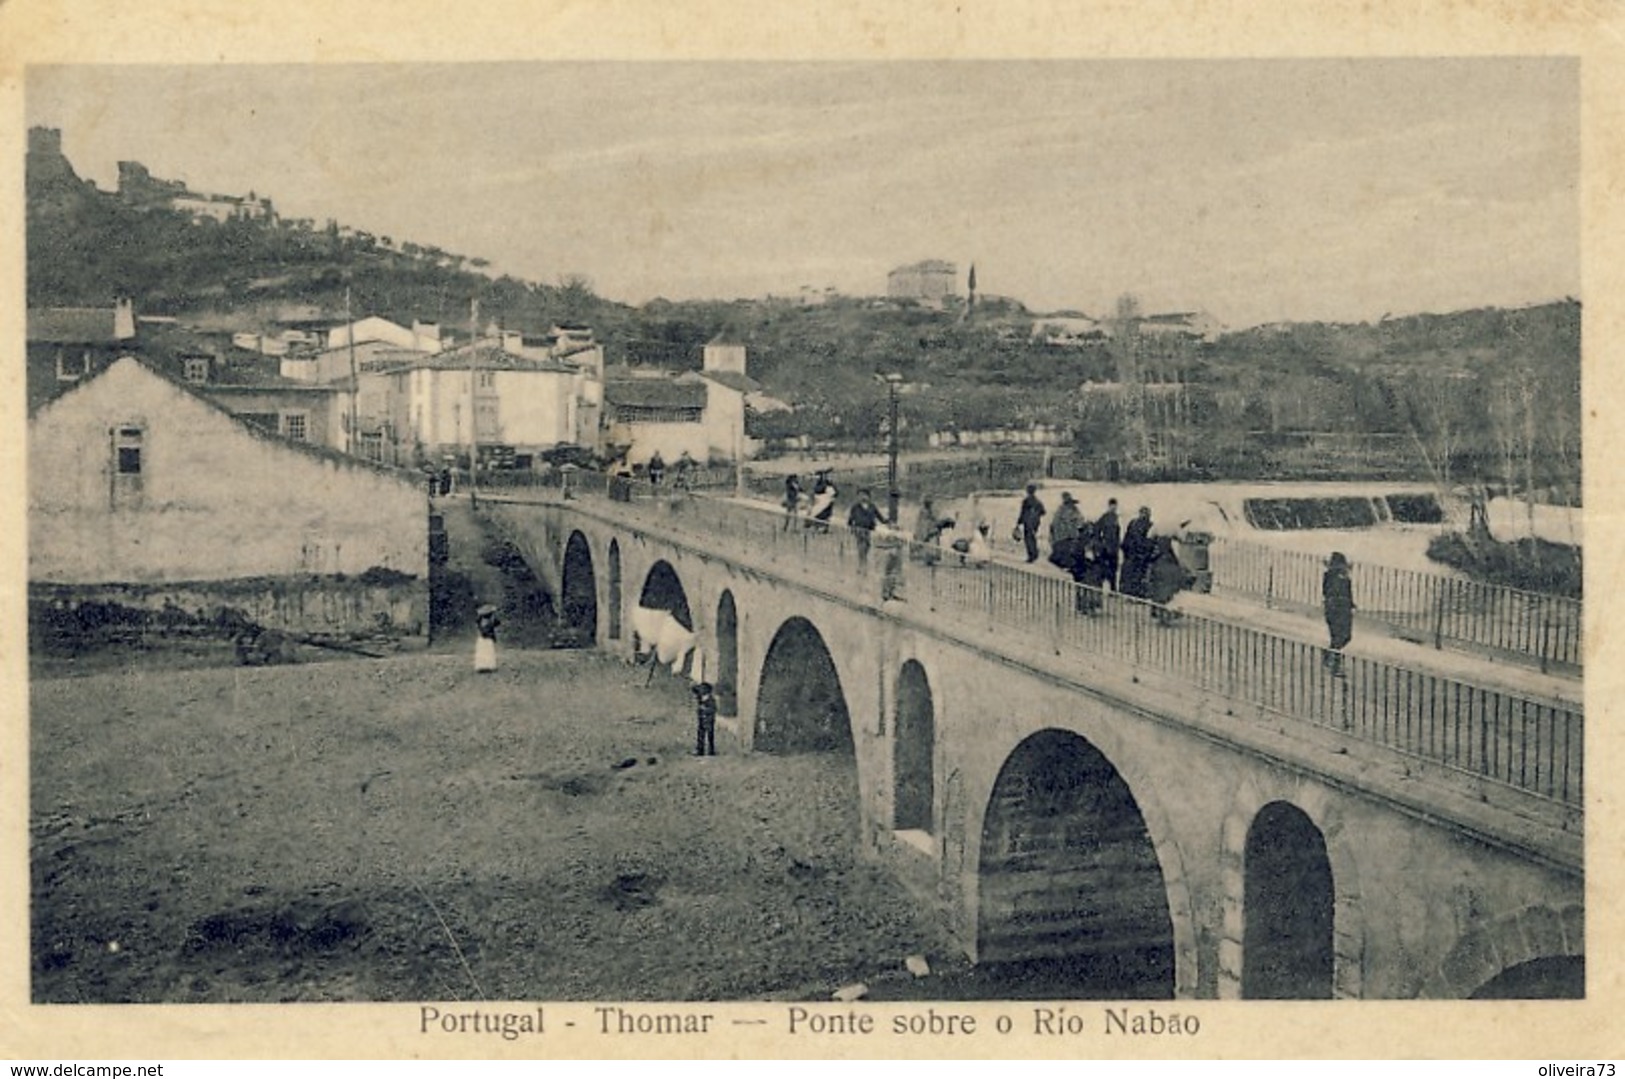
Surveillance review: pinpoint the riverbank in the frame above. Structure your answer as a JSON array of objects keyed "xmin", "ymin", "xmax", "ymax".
[{"xmin": 30, "ymin": 647, "xmax": 960, "ymax": 1002}]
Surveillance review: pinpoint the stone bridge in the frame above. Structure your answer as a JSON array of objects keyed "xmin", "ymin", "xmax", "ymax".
[{"xmin": 479, "ymin": 490, "xmax": 1583, "ymax": 1000}]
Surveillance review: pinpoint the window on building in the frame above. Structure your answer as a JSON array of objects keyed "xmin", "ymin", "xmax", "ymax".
[
  {"xmin": 183, "ymin": 357, "xmax": 210, "ymax": 383},
  {"xmin": 477, "ymin": 371, "xmax": 496, "ymax": 389},
  {"xmin": 615, "ymin": 405, "xmax": 703, "ymax": 424},
  {"xmin": 281, "ymin": 412, "xmax": 309, "ymax": 442},
  {"xmin": 56, "ymin": 349, "xmax": 90, "ymax": 382},
  {"xmin": 111, "ymin": 425, "xmax": 144, "ymax": 507}
]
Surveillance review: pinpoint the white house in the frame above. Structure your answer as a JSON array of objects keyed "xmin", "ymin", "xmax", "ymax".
[
  {"xmin": 604, "ymin": 342, "xmax": 784, "ymax": 466},
  {"xmin": 29, "ymin": 357, "xmax": 428, "ymax": 637},
  {"xmin": 358, "ymin": 339, "xmax": 603, "ymax": 468},
  {"xmin": 602, "ymin": 374, "xmax": 711, "ymax": 467},
  {"xmin": 325, "ymin": 315, "xmax": 444, "ymax": 354}
]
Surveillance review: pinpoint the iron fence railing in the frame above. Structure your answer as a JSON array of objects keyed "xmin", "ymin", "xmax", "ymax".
[
  {"xmin": 494, "ymin": 487, "xmax": 1583, "ymax": 807},
  {"xmin": 1207, "ymin": 537, "xmax": 1583, "ymax": 672}
]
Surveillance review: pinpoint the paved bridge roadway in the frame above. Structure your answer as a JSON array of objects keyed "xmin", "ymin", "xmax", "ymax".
[{"xmin": 478, "ymin": 485, "xmax": 1584, "ymax": 1000}]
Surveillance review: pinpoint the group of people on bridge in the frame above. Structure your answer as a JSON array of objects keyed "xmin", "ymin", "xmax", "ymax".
[
  {"xmin": 781, "ymin": 470, "xmax": 841, "ymax": 533},
  {"xmin": 639, "ymin": 450, "xmax": 699, "ymax": 491},
  {"xmin": 778, "ymin": 471, "xmax": 1193, "ymax": 615},
  {"xmin": 1018, "ymin": 487, "xmax": 1195, "ymax": 620}
]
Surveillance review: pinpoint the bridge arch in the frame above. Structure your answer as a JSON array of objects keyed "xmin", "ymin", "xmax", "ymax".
[
  {"xmin": 606, "ymin": 539, "xmax": 623, "ymax": 640},
  {"xmin": 1218, "ymin": 779, "xmax": 1364, "ymax": 999},
  {"xmin": 715, "ymin": 590, "xmax": 739, "ymax": 717},
  {"xmin": 975, "ymin": 727, "xmax": 1178, "ymax": 998},
  {"xmin": 754, "ymin": 616, "xmax": 853, "ymax": 754},
  {"xmin": 1438, "ymin": 904, "xmax": 1583, "ymax": 999},
  {"xmin": 893, "ymin": 659, "xmax": 934, "ymax": 833},
  {"xmin": 638, "ymin": 559, "xmax": 693, "ymax": 631},
  {"xmin": 1242, "ymin": 802, "xmax": 1334, "ymax": 999},
  {"xmin": 561, "ymin": 531, "xmax": 598, "ymax": 641}
]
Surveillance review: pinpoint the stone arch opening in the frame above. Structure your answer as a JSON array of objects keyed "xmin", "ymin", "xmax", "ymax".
[
  {"xmin": 607, "ymin": 540, "xmax": 622, "ymax": 640},
  {"xmin": 754, "ymin": 617, "xmax": 853, "ymax": 754},
  {"xmin": 716, "ymin": 590, "xmax": 739, "ymax": 717},
  {"xmin": 561, "ymin": 531, "xmax": 598, "ymax": 641},
  {"xmin": 1242, "ymin": 801, "xmax": 1334, "ymax": 999},
  {"xmin": 893, "ymin": 660, "xmax": 934, "ymax": 832},
  {"xmin": 1470, "ymin": 955, "xmax": 1584, "ymax": 999},
  {"xmin": 638, "ymin": 560, "xmax": 693, "ymax": 631},
  {"xmin": 977, "ymin": 728, "xmax": 1175, "ymax": 997}
]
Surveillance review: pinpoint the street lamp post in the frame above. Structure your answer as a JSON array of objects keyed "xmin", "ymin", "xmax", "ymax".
[{"xmin": 885, "ymin": 372, "xmax": 903, "ymax": 524}]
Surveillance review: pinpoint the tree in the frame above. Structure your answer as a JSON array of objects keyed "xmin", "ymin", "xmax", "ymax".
[
  {"xmin": 558, "ymin": 273, "xmax": 598, "ymax": 321},
  {"xmin": 1390, "ymin": 369, "xmax": 1477, "ymax": 491}
]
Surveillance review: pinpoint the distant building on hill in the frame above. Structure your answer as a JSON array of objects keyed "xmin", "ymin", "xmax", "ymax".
[
  {"xmin": 116, "ymin": 159, "xmax": 274, "ymax": 223},
  {"xmin": 887, "ymin": 260, "xmax": 959, "ymax": 305},
  {"xmin": 1137, "ymin": 309, "xmax": 1224, "ymax": 343},
  {"xmin": 1032, "ymin": 315, "xmax": 1110, "ymax": 347}
]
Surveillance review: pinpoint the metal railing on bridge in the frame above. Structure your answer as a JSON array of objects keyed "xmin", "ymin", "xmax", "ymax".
[
  {"xmin": 1208, "ymin": 537, "xmax": 1583, "ymax": 673},
  {"xmin": 511, "ymin": 481, "xmax": 1583, "ymax": 809}
]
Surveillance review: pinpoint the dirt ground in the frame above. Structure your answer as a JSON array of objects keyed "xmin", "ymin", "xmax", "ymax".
[
  {"xmin": 29, "ymin": 498, "xmax": 967, "ymax": 1004},
  {"xmin": 29, "ymin": 643, "xmax": 966, "ymax": 1003}
]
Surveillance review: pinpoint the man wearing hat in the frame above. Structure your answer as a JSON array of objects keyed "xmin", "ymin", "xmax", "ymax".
[
  {"xmin": 1016, "ymin": 484, "xmax": 1046, "ymax": 564},
  {"xmin": 1048, "ymin": 492, "xmax": 1085, "ymax": 570},
  {"xmin": 692, "ymin": 681, "xmax": 718, "ymax": 756},
  {"xmin": 474, "ymin": 603, "xmax": 501, "ymax": 673},
  {"xmin": 1094, "ymin": 497, "xmax": 1122, "ymax": 590},
  {"xmin": 1321, "ymin": 552, "xmax": 1355, "ymax": 676}
]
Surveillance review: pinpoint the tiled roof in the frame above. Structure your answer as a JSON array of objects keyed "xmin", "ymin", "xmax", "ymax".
[
  {"xmin": 27, "ymin": 307, "xmax": 121, "ymax": 344},
  {"xmin": 369, "ymin": 345, "xmax": 578, "ymax": 374},
  {"xmin": 692, "ymin": 369, "xmax": 760, "ymax": 395},
  {"xmin": 603, "ymin": 380, "xmax": 707, "ymax": 410}
]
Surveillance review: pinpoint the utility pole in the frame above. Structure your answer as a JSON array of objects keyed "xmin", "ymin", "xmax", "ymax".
[
  {"xmin": 468, "ymin": 298, "xmax": 479, "ymax": 508},
  {"xmin": 345, "ymin": 285, "xmax": 359, "ymax": 457},
  {"xmin": 885, "ymin": 372, "xmax": 903, "ymax": 524}
]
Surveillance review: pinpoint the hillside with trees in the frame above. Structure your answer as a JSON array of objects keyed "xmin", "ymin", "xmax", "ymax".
[
  {"xmin": 25, "ymin": 135, "xmax": 635, "ymax": 339},
  {"xmin": 28, "ymin": 131, "xmax": 1579, "ymax": 497}
]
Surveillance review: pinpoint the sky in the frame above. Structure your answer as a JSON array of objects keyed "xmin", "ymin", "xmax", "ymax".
[{"xmin": 26, "ymin": 59, "xmax": 1578, "ymax": 328}]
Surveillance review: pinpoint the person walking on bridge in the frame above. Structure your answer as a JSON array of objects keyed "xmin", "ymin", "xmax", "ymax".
[
  {"xmin": 783, "ymin": 474, "xmax": 804, "ymax": 531},
  {"xmin": 1322, "ymin": 551, "xmax": 1356, "ymax": 676},
  {"xmin": 1017, "ymin": 484, "xmax": 1046, "ymax": 564},
  {"xmin": 913, "ymin": 498, "xmax": 953, "ymax": 566},
  {"xmin": 1049, "ymin": 492, "xmax": 1085, "ymax": 571},
  {"xmin": 807, "ymin": 470, "xmax": 838, "ymax": 532},
  {"xmin": 847, "ymin": 488, "xmax": 882, "ymax": 573},
  {"xmin": 1095, "ymin": 497, "xmax": 1122, "ymax": 590},
  {"xmin": 1120, "ymin": 506, "xmax": 1155, "ymax": 599}
]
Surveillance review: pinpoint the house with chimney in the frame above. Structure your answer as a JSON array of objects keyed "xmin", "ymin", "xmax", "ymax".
[
  {"xmin": 280, "ymin": 315, "xmax": 444, "ymax": 384},
  {"xmin": 29, "ymin": 356, "xmax": 428, "ymax": 640},
  {"xmin": 26, "ymin": 299, "xmax": 139, "ymax": 411},
  {"xmin": 603, "ymin": 339, "xmax": 785, "ymax": 467}
]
